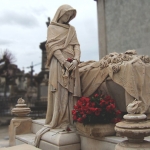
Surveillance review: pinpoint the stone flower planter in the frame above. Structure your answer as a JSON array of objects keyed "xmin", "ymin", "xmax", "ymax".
[{"xmin": 76, "ymin": 122, "xmax": 115, "ymax": 138}]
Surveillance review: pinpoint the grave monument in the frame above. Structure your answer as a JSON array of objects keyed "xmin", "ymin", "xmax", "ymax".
[{"xmin": 7, "ymin": 1, "xmax": 150, "ymax": 150}]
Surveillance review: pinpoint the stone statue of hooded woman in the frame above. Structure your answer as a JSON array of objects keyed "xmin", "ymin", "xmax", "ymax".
[{"xmin": 45, "ymin": 5, "xmax": 81, "ymax": 129}]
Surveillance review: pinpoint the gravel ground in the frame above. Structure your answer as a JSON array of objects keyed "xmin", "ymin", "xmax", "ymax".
[{"xmin": 0, "ymin": 125, "xmax": 9, "ymax": 148}]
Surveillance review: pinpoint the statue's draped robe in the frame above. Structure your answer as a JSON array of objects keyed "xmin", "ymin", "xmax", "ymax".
[{"xmin": 45, "ymin": 5, "xmax": 81, "ymax": 128}]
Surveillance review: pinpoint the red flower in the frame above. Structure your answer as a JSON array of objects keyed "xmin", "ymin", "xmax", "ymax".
[
  {"xmin": 72, "ymin": 110, "xmax": 77, "ymax": 115},
  {"xmin": 100, "ymin": 99, "xmax": 106, "ymax": 107},
  {"xmin": 77, "ymin": 101, "xmax": 82, "ymax": 107},
  {"xmin": 80, "ymin": 111, "xmax": 84, "ymax": 115},
  {"xmin": 82, "ymin": 114, "xmax": 87, "ymax": 119},
  {"xmin": 77, "ymin": 118, "xmax": 83, "ymax": 123},
  {"xmin": 66, "ymin": 126, "xmax": 71, "ymax": 131},
  {"xmin": 89, "ymin": 107, "xmax": 94, "ymax": 112},
  {"xmin": 105, "ymin": 96, "xmax": 111, "ymax": 101},
  {"xmin": 74, "ymin": 105, "xmax": 78, "ymax": 109},
  {"xmin": 80, "ymin": 97, "xmax": 90, "ymax": 103},
  {"xmin": 86, "ymin": 110, "xmax": 92, "ymax": 114},
  {"xmin": 73, "ymin": 115, "xmax": 77, "ymax": 121},
  {"xmin": 67, "ymin": 58, "xmax": 73, "ymax": 62},
  {"xmin": 106, "ymin": 104, "xmax": 115, "ymax": 112},
  {"xmin": 109, "ymin": 99, "xmax": 115, "ymax": 103},
  {"xmin": 116, "ymin": 110, "xmax": 121, "ymax": 115},
  {"xmin": 94, "ymin": 93, "xmax": 99, "ymax": 97},
  {"xmin": 91, "ymin": 102, "xmax": 95, "ymax": 107},
  {"xmin": 105, "ymin": 101, "xmax": 109, "ymax": 105},
  {"xmin": 112, "ymin": 118, "xmax": 121, "ymax": 124},
  {"xmin": 72, "ymin": 94, "xmax": 122, "ymax": 124},
  {"xmin": 110, "ymin": 104, "xmax": 115, "ymax": 109},
  {"xmin": 95, "ymin": 108, "xmax": 101, "ymax": 116},
  {"xmin": 95, "ymin": 111, "xmax": 100, "ymax": 116}
]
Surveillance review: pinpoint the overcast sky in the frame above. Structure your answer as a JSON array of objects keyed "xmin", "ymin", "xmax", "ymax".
[{"xmin": 0, "ymin": 0, "xmax": 99, "ymax": 74}]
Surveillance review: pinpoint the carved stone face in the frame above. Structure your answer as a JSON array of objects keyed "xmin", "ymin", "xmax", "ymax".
[{"xmin": 58, "ymin": 11, "xmax": 73, "ymax": 24}]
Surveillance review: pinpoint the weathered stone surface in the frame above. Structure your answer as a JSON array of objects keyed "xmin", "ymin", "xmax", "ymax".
[
  {"xmin": 97, "ymin": 0, "xmax": 150, "ymax": 57},
  {"xmin": 9, "ymin": 117, "xmax": 32, "ymax": 146},
  {"xmin": 76, "ymin": 122, "xmax": 115, "ymax": 138}
]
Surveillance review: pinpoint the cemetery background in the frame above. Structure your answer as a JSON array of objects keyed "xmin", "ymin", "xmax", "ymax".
[{"xmin": 0, "ymin": 18, "xmax": 50, "ymax": 121}]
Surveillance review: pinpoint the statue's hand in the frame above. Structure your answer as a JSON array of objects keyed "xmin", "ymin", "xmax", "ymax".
[
  {"xmin": 68, "ymin": 60, "xmax": 78, "ymax": 71},
  {"xmin": 64, "ymin": 61, "xmax": 72, "ymax": 70}
]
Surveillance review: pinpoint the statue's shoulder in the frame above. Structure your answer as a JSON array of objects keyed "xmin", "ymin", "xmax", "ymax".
[
  {"xmin": 70, "ymin": 25, "xmax": 75, "ymax": 30},
  {"xmin": 69, "ymin": 25, "xmax": 76, "ymax": 32},
  {"xmin": 47, "ymin": 25, "xmax": 59, "ymax": 34}
]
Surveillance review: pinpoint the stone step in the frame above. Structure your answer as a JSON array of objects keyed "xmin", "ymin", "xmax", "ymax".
[
  {"xmin": 15, "ymin": 118, "xmax": 150, "ymax": 150},
  {"xmin": 15, "ymin": 129, "xmax": 81, "ymax": 150},
  {"xmin": 31, "ymin": 119, "xmax": 45, "ymax": 134},
  {"xmin": 0, "ymin": 144, "xmax": 41, "ymax": 150},
  {"xmin": 16, "ymin": 133, "xmax": 35, "ymax": 145},
  {"xmin": 15, "ymin": 132, "xmax": 129, "ymax": 150},
  {"xmin": 15, "ymin": 119, "xmax": 45, "ymax": 146}
]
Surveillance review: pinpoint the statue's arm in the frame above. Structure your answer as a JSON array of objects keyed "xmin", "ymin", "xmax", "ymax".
[
  {"xmin": 74, "ymin": 45, "xmax": 81, "ymax": 63},
  {"xmin": 53, "ymin": 50, "xmax": 66, "ymax": 65}
]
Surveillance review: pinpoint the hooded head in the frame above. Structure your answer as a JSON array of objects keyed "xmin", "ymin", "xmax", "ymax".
[{"xmin": 52, "ymin": 5, "xmax": 76, "ymax": 24}]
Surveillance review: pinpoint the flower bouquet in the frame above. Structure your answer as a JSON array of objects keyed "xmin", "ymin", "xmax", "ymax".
[{"xmin": 72, "ymin": 93, "xmax": 122, "ymax": 125}]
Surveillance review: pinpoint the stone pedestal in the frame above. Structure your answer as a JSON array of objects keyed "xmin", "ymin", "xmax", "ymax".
[
  {"xmin": 115, "ymin": 114, "xmax": 150, "ymax": 149},
  {"xmin": 9, "ymin": 98, "xmax": 31, "ymax": 146},
  {"xmin": 9, "ymin": 117, "xmax": 32, "ymax": 146}
]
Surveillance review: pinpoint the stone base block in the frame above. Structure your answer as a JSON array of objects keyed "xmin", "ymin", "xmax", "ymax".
[
  {"xmin": 39, "ymin": 129, "xmax": 80, "ymax": 150},
  {"xmin": 76, "ymin": 122, "xmax": 115, "ymax": 138},
  {"xmin": 115, "ymin": 140, "xmax": 150, "ymax": 150},
  {"xmin": 39, "ymin": 140, "xmax": 80, "ymax": 150}
]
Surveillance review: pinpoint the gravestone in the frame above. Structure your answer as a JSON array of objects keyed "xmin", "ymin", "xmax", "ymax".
[{"xmin": 96, "ymin": 0, "xmax": 150, "ymax": 58}]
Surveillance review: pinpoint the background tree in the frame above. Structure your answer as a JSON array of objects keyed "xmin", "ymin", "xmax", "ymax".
[{"xmin": 0, "ymin": 50, "xmax": 16, "ymax": 97}]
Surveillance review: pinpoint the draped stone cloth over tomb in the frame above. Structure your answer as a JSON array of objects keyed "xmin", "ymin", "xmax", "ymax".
[
  {"xmin": 79, "ymin": 51, "xmax": 150, "ymax": 113},
  {"xmin": 45, "ymin": 5, "xmax": 81, "ymax": 128}
]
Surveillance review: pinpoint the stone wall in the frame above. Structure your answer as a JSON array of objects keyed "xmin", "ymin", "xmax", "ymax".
[{"xmin": 97, "ymin": 0, "xmax": 150, "ymax": 56}]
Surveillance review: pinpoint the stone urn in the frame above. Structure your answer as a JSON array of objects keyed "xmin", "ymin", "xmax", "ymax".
[
  {"xmin": 115, "ymin": 100, "xmax": 150, "ymax": 149},
  {"xmin": 11, "ymin": 98, "xmax": 31, "ymax": 117}
]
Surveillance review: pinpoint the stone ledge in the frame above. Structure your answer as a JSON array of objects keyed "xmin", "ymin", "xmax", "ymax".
[
  {"xmin": 32, "ymin": 119, "xmax": 45, "ymax": 126},
  {"xmin": 0, "ymin": 144, "xmax": 41, "ymax": 150},
  {"xmin": 16, "ymin": 133, "xmax": 35, "ymax": 145}
]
